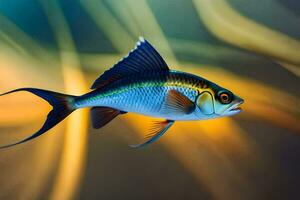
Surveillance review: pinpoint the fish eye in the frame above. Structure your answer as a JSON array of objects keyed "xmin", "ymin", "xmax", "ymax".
[{"xmin": 218, "ymin": 91, "xmax": 232, "ymax": 104}]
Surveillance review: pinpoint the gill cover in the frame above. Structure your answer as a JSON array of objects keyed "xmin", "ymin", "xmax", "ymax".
[{"xmin": 196, "ymin": 91, "xmax": 214, "ymax": 115}]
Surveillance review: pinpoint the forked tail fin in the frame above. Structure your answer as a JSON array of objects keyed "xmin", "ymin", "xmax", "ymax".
[{"xmin": 0, "ymin": 88, "xmax": 77, "ymax": 149}]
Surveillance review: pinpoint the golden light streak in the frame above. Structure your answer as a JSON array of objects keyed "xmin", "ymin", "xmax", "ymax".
[
  {"xmin": 17, "ymin": 126, "xmax": 63, "ymax": 200},
  {"xmin": 0, "ymin": 14, "xmax": 69, "ymax": 197},
  {"xmin": 81, "ymin": 0, "xmax": 178, "ymax": 66},
  {"xmin": 0, "ymin": 48, "xmax": 62, "ymax": 126},
  {"xmin": 0, "ymin": 49, "xmax": 61, "ymax": 89},
  {"xmin": 39, "ymin": 1, "xmax": 89, "ymax": 200},
  {"xmin": 169, "ymin": 37, "xmax": 264, "ymax": 65},
  {"xmin": 0, "ymin": 52, "xmax": 63, "ymax": 200},
  {"xmin": 123, "ymin": 0, "xmax": 178, "ymax": 66},
  {"xmin": 193, "ymin": 0, "xmax": 300, "ymax": 74},
  {"xmin": 0, "ymin": 93, "xmax": 49, "ymax": 126},
  {"xmin": 0, "ymin": 125, "xmax": 63, "ymax": 200},
  {"xmin": 277, "ymin": 61, "xmax": 300, "ymax": 77},
  {"xmin": 49, "ymin": 66, "xmax": 89, "ymax": 200},
  {"xmin": 0, "ymin": 14, "xmax": 56, "ymax": 63},
  {"xmin": 195, "ymin": 119, "xmax": 256, "ymax": 156},
  {"xmin": 79, "ymin": 53, "xmax": 120, "ymax": 72},
  {"xmin": 0, "ymin": 30, "xmax": 28, "ymax": 56},
  {"xmin": 124, "ymin": 113, "xmax": 261, "ymax": 200},
  {"xmin": 106, "ymin": 1, "xmax": 141, "ymax": 37},
  {"xmin": 79, "ymin": 0, "xmax": 135, "ymax": 52},
  {"xmin": 245, "ymin": 101, "xmax": 300, "ymax": 133},
  {"xmin": 173, "ymin": 121, "xmax": 259, "ymax": 200}
]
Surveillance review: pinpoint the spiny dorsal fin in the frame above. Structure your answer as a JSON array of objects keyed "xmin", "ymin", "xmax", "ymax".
[
  {"xmin": 91, "ymin": 37, "xmax": 169, "ymax": 89},
  {"xmin": 162, "ymin": 90, "xmax": 195, "ymax": 115},
  {"xmin": 130, "ymin": 120, "xmax": 174, "ymax": 148},
  {"xmin": 90, "ymin": 106, "xmax": 126, "ymax": 129}
]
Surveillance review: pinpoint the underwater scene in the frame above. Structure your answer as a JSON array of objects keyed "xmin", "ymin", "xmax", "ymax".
[{"xmin": 0, "ymin": 0, "xmax": 299, "ymax": 200}]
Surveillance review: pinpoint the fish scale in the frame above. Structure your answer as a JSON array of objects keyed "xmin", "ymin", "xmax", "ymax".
[{"xmin": 74, "ymin": 70, "xmax": 201, "ymax": 120}]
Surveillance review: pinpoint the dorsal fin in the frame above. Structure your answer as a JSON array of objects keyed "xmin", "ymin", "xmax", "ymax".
[{"xmin": 91, "ymin": 37, "xmax": 169, "ymax": 89}]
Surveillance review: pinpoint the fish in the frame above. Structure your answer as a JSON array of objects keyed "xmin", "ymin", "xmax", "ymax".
[{"xmin": 0, "ymin": 37, "xmax": 244, "ymax": 148}]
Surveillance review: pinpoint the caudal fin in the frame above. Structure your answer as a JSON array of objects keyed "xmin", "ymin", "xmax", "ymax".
[{"xmin": 0, "ymin": 88, "xmax": 77, "ymax": 149}]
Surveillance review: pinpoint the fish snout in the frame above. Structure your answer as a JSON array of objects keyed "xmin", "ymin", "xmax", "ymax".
[{"xmin": 226, "ymin": 97, "xmax": 244, "ymax": 115}]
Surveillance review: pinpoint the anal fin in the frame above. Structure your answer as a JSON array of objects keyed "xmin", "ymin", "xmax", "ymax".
[
  {"xmin": 130, "ymin": 120, "xmax": 174, "ymax": 148},
  {"xmin": 90, "ymin": 107, "xmax": 126, "ymax": 129}
]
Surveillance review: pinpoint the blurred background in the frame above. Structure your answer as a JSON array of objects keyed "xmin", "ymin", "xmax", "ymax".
[{"xmin": 0, "ymin": 0, "xmax": 299, "ymax": 200}]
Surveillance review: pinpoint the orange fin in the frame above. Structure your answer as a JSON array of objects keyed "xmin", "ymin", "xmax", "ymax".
[
  {"xmin": 90, "ymin": 107, "xmax": 126, "ymax": 129},
  {"xmin": 162, "ymin": 90, "xmax": 195, "ymax": 114},
  {"xmin": 130, "ymin": 120, "xmax": 174, "ymax": 148}
]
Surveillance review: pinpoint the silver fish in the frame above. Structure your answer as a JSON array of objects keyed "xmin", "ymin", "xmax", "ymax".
[{"xmin": 0, "ymin": 37, "xmax": 244, "ymax": 148}]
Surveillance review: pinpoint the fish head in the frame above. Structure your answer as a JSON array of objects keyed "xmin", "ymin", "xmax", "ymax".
[
  {"xmin": 212, "ymin": 89, "xmax": 244, "ymax": 117},
  {"xmin": 195, "ymin": 82, "xmax": 244, "ymax": 118}
]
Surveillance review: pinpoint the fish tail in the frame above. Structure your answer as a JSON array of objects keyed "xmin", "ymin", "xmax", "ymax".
[{"xmin": 0, "ymin": 88, "xmax": 77, "ymax": 149}]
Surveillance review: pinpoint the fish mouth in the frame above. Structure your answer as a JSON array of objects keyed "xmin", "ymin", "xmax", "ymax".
[
  {"xmin": 230, "ymin": 106, "xmax": 242, "ymax": 112},
  {"xmin": 228, "ymin": 99, "xmax": 244, "ymax": 114}
]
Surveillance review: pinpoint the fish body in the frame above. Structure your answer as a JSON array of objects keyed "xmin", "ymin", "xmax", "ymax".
[
  {"xmin": 75, "ymin": 69, "xmax": 241, "ymax": 121},
  {"xmin": 75, "ymin": 70, "xmax": 200, "ymax": 120},
  {"xmin": 0, "ymin": 37, "xmax": 244, "ymax": 148}
]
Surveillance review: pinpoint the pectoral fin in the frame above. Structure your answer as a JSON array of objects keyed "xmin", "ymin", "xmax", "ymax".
[
  {"xmin": 90, "ymin": 107, "xmax": 126, "ymax": 129},
  {"xmin": 130, "ymin": 120, "xmax": 174, "ymax": 148},
  {"xmin": 162, "ymin": 90, "xmax": 195, "ymax": 114}
]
